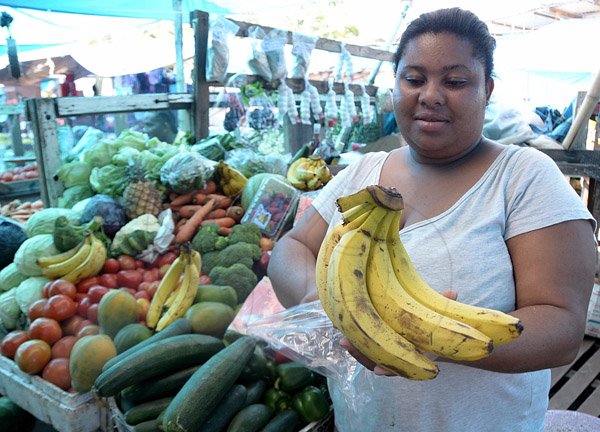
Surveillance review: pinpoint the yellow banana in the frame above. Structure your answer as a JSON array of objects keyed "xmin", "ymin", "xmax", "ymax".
[
  {"xmin": 164, "ymin": 278, "xmax": 183, "ymax": 308},
  {"xmin": 146, "ymin": 254, "xmax": 185, "ymax": 329},
  {"xmin": 315, "ymin": 203, "xmax": 375, "ymax": 320},
  {"xmin": 335, "ymin": 184, "xmax": 402, "ymax": 214},
  {"xmin": 367, "ymin": 212, "xmax": 493, "ymax": 361},
  {"xmin": 328, "ymin": 206, "xmax": 439, "ymax": 380},
  {"xmin": 40, "ymin": 234, "xmax": 93, "ymax": 278},
  {"xmin": 156, "ymin": 255, "xmax": 199, "ymax": 331},
  {"xmin": 37, "ymin": 236, "xmax": 88, "ymax": 268},
  {"xmin": 218, "ymin": 161, "xmax": 248, "ymax": 197},
  {"xmin": 61, "ymin": 235, "xmax": 107, "ymax": 284}
]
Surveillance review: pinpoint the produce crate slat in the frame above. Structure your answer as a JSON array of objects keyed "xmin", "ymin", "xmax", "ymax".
[
  {"xmin": 550, "ymin": 337, "xmax": 595, "ymax": 387},
  {"xmin": 577, "ymin": 383, "xmax": 600, "ymax": 416}
]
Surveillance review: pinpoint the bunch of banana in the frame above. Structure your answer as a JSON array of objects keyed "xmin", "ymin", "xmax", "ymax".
[
  {"xmin": 316, "ymin": 185, "xmax": 523, "ymax": 380},
  {"xmin": 146, "ymin": 245, "xmax": 201, "ymax": 331},
  {"xmin": 287, "ymin": 155, "xmax": 332, "ymax": 191},
  {"xmin": 217, "ymin": 161, "xmax": 248, "ymax": 197},
  {"xmin": 37, "ymin": 232, "xmax": 107, "ymax": 284}
]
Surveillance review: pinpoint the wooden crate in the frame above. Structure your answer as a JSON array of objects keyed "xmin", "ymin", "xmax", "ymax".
[{"xmin": 549, "ymin": 336, "xmax": 600, "ymax": 417}]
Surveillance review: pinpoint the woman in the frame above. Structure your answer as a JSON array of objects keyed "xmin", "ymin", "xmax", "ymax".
[{"xmin": 268, "ymin": 7, "xmax": 597, "ymax": 432}]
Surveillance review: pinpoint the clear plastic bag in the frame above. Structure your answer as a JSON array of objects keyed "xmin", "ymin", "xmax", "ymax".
[
  {"xmin": 206, "ymin": 15, "xmax": 240, "ymax": 83},
  {"xmin": 264, "ymin": 28, "xmax": 288, "ymax": 81},
  {"xmin": 291, "ymin": 32, "xmax": 318, "ymax": 79},
  {"xmin": 137, "ymin": 208, "xmax": 175, "ymax": 263},
  {"xmin": 247, "ymin": 26, "xmax": 272, "ymax": 81}
]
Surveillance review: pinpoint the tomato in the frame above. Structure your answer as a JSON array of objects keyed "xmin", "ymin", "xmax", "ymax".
[
  {"xmin": 45, "ymin": 294, "xmax": 77, "ymax": 322},
  {"xmin": 77, "ymin": 296, "xmax": 92, "ymax": 318},
  {"xmin": 15, "ymin": 339, "xmax": 52, "ymax": 374},
  {"xmin": 74, "ymin": 292, "xmax": 88, "ymax": 303},
  {"xmin": 102, "ymin": 258, "xmax": 120, "ymax": 274},
  {"xmin": 199, "ymin": 274, "xmax": 211, "ymax": 286},
  {"xmin": 118, "ymin": 287, "xmax": 137, "ymax": 297},
  {"xmin": 42, "ymin": 280, "xmax": 52, "ymax": 298},
  {"xmin": 117, "ymin": 270, "xmax": 143, "ymax": 289},
  {"xmin": 42, "ymin": 358, "xmax": 71, "ymax": 390},
  {"xmin": 136, "ymin": 298, "xmax": 150, "ymax": 321},
  {"xmin": 88, "ymin": 286, "xmax": 110, "ymax": 303},
  {"xmin": 76, "ymin": 325, "xmax": 100, "ymax": 338},
  {"xmin": 86, "ymin": 303, "xmax": 99, "ymax": 324},
  {"xmin": 46, "ymin": 279, "xmax": 77, "ymax": 299},
  {"xmin": 134, "ymin": 290, "xmax": 151, "ymax": 301},
  {"xmin": 158, "ymin": 263, "xmax": 171, "ymax": 278},
  {"xmin": 75, "ymin": 320, "xmax": 93, "ymax": 334},
  {"xmin": 98, "ymin": 273, "xmax": 119, "ymax": 289},
  {"xmin": 28, "ymin": 318, "xmax": 63, "ymax": 346},
  {"xmin": 154, "ymin": 251, "xmax": 177, "ymax": 268},
  {"xmin": 117, "ymin": 255, "xmax": 137, "ymax": 271},
  {"xmin": 142, "ymin": 269, "xmax": 159, "ymax": 283},
  {"xmin": 147, "ymin": 281, "xmax": 160, "ymax": 297},
  {"xmin": 28, "ymin": 298, "xmax": 49, "ymax": 321},
  {"xmin": 77, "ymin": 276, "xmax": 99, "ymax": 293},
  {"xmin": 0, "ymin": 330, "xmax": 30, "ymax": 359},
  {"xmin": 138, "ymin": 281, "xmax": 151, "ymax": 292},
  {"xmin": 51, "ymin": 336, "xmax": 77, "ymax": 359},
  {"xmin": 61, "ymin": 315, "xmax": 85, "ymax": 336},
  {"xmin": 135, "ymin": 259, "xmax": 146, "ymax": 269}
]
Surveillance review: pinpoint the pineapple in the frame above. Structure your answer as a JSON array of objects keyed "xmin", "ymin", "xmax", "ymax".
[{"xmin": 122, "ymin": 165, "xmax": 163, "ymax": 220}]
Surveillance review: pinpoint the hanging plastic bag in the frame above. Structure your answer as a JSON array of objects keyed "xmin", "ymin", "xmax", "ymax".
[
  {"xmin": 137, "ymin": 209, "xmax": 175, "ymax": 263},
  {"xmin": 291, "ymin": 32, "xmax": 318, "ymax": 79},
  {"xmin": 206, "ymin": 15, "xmax": 240, "ymax": 83},
  {"xmin": 340, "ymin": 82, "xmax": 358, "ymax": 128},
  {"xmin": 324, "ymin": 78, "xmax": 338, "ymax": 126},
  {"xmin": 215, "ymin": 74, "xmax": 247, "ymax": 132},
  {"xmin": 334, "ymin": 42, "xmax": 354, "ymax": 82},
  {"xmin": 360, "ymin": 84, "xmax": 375, "ymax": 125},
  {"xmin": 264, "ymin": 28, "xmax": 288, "ymax": 81},
  {"xmin": 247, "ymin": 26, "xmax": 272, "ymax": 81},
  {"xmin": 277, "ymin": 79, "xmax": 299, "ymax": 124}
]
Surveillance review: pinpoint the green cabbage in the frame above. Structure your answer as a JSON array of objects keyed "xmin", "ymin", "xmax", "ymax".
[
  {"xmin": 15, "ymin": 276, "xmax": 49, "ymax": 314},
  {"xmin": 55, "ymin": 160, "xmax": 92, "ymax": 188},
  {"xmin": 0, "ymin": 289, "xmax": 22, "ymax": 331},
  {"xmin": 114, "ymin": 129, "xmax": 147, "ymax": 151},
  {"xmin": 89, "ymin": 165, "xmax": 128, "ymax": 197},
  {"xmin": 13, "ymin": 234, "xmax": 59, "ymax": 276},
  {"xmin": 58, "ymin": 184, "xmax": 95, "ymax": 209},
  {"xmin": 0, "ymin": 263, "xmax": 28, "ymax": 293},
  {"xmin": 26, "ymin": 208, "xmax": 81, "ymax": 237}
]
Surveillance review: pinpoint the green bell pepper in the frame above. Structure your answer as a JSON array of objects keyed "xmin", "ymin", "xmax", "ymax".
[
  {"xmin": 264, "ymin": 387, "xmax": 292, "ymax": 413},
  {"xmin": 275, "ymin": 362, "xmax": 315, "ymax": 392},
  {"xmin": 291, "ymin": 386, "xmax": 330, "ymax": 423}
]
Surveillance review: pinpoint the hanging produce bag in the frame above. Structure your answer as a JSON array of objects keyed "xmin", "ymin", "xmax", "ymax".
[{"xmin": 206, "ymin": 15, "xmax": 240, "ymax": 83}]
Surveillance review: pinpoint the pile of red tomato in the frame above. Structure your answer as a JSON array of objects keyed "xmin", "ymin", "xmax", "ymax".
[{"xmin": 0, "ymin": 163, "xmax": 39, "ymax": 182}]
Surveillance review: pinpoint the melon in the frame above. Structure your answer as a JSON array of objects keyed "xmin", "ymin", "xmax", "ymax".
[
  {"xmin": 113, "ymin": 323, "xmax": 153, "ymax": 354},
  {"xmin": 69, "ymin": 334, "xmax": 116, "ymax": 393},
  {"xmin": 97, "ymin": 290, "xmax": 139, "ymax": 339},
  {"xmin": 185, "ymin": 302, "xmax": 235, "ymax": 338}
]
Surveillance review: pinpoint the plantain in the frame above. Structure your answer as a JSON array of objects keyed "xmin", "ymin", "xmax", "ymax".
[{"xmin": 217, "ymin": 161, "xmax": 248, "ymax": 197}]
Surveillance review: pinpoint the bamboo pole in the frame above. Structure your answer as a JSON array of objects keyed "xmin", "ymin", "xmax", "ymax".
[{"xmin": 562, "ymin": 67, "xmax": 600, "ymax": 150}]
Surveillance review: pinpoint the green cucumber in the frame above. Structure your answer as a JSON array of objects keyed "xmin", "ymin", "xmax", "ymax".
[
  {"xmin": 243, "ymin": 380, "xmax": 268, "ymax": 407},
  {"xmin": 162, "ymin": 336, "xmax": 257, "ymax": 432},
  {"xmin": 133, "ymin": 419, "xmax": 161, "ymax": 432},
  {"xmin": 121, "ymin": 365, "xmax": 201, "ymax": 405},
  {"xmin": 259, "ymin": 409, "xmax": 300, "ymax": 432},
  {"xmin": 103, "ymin": 318, "xmax": 191, "ymax": 372},
  {"xmin": 226, "ymin": 404, "xmax": 273, "ymax": 432},
  {"xmin": 94, "ymin": 334, "xmax": 224, "ymax": 398},
  {"xmin": 125, "ymin": 397, "xmax": 174, "ymax": 425},
  {"xmin": 198, "ymin": 384, "xmax": 248, "ymax": 432}
]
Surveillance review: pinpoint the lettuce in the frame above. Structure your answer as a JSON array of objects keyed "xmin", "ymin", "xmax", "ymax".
[
  {"xmin": 89, "ymin": 165, "xmax": 128, "ymax": 197},
  {"xmin": 55, "ymin": 160, "xmax": 92, "ymax": 188},
  {"xmin": 81, "ymin": 140, "xmax": 120, "ymax": 167}
]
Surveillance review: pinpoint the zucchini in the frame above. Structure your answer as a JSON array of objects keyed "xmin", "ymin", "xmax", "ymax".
[
  {"xmin": 259, "ymin": 409, "xmax": 300, "ymax": 432},
  {"xmin": 94, "ymin": 334, "xmax": 224, "ymax": 398},
  {"xmin": 226, "ymin": 404, "xmax": 273, "ymax": 432},
  {"xmin": 243, "ymin": 380, "xmax": 268, "ymax": 407},
  {"xmin": 133, "ymin": 419, "xmax": 161, "ymax": 432},
  {"xmin": 125, "ymin": 397, "xmax": 174, "ymax": 425},
  {"xmin": 103, "ymin": 318, "xmax": 191, "ymax": 372},
  {"xmin": 198, "ymin": 384, "xmax": 247, "ymax": 432},
  {"xmin": 122, "ymin": 365, "xmax": 200, "ymax": 405},
  {"xmin": 162, "ymin": 336, "xmax": 257, "ymax": 432}
]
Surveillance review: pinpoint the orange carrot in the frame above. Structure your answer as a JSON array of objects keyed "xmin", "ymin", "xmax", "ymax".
[
  {"xmin": 179, "ymin": 205, "xmax": 204, "ymax": 219},
  {"xmin": 170, "ymin": 190, "xmax": 197, "ymax": 207},
  {"xmin": 199, "ymin": 216, "xmax": 236, "ymax": 228},
  {"xmin": 174, "ymin": 198, "xmax": 217, "ymax": 244},
  {"xmin": 199, "ymin": 180, "xmax": 218, "ymax": 195},
  {"xmin": 218, "ymin": 226, "xmax": 232, "ymax": 236},
  {"xmin": 225, "ymin": 206, "xmax": 245, "ymax": 223},
  {"xmin": 202, "ymin": 194, "xmax": 232, "ymax": 209},
  {"xmin": 192, "ymin": 193, "xmax": 207, "ymax": 205},
  {"xmin": 175, "ymin": 218, "xmax": 188, "ymax": 233},
  {"xmin": 206, "ymin": 208, "xmax": 227, "ymax": 219}
]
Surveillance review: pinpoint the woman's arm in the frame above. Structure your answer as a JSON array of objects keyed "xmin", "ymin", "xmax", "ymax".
[{"xmin": 267, "ymin": 207, "xmax": 329, "ymax": 308}]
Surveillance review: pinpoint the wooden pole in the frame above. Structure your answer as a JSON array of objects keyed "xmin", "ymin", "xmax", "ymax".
[{"xmin": 563, "ymin": 67, "xmax": 600, "ymax": 150}]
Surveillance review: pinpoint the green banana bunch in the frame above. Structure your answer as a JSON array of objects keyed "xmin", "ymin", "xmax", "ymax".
[
  {"xmin": 286, "ymin": 156, "xmax": 332, "ymax": 191},
  {"xmin": 217, "ymin": 161, "xmax": 248, "ymax": 197}
]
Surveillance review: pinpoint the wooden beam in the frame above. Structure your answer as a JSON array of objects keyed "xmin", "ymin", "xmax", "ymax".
[
  {"xmin": 55, "ymin": 93, "xmax": 193, "ymax": 117},
  {"xmin": 191, "ymin": 10, "xmax": 210, "ymax": 140}
]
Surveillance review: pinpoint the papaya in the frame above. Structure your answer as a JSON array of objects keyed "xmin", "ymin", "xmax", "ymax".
[
  {"xmin": 185, "ymin": 301, "xmax": 235, "ymax": 338},
  {"xmin": 97, "ymin": 290, "xmax": 139, "ymax": 339},
  {"xmin": 194, "ymin": 284, "xmax": 238, "ymax": 308},
  {"xmin": 113, "ymin": 323, "xmax": 153, "ymax": 354},
  {"xmin": 69, "ymin": 334, "xmax": 117, "ymax": 393}
]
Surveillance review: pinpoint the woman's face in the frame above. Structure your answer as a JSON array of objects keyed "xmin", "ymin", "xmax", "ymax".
[{"xmin": 393, "ymin": 33, "xmax": 493, "ymax": 163}]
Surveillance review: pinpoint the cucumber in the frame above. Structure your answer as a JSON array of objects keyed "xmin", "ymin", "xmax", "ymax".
[
  {"xmin": 122, "ymin": 365, "xmax": 201, "ymax": 405},
  {"xmin": 94, "ymin": 334, "xmax": 224, "ymax": 398},
  {"xmin": 259, "ymin": 409, "xmax": 300, "ymax": 432},
  {"xmin": 162, "ymin": 336, "xmax": 257, "ymax": 432},
  {"xmin": 243, "ymin": 380, "xmax": 268, "ymax": 407},
  {"xmin": 198, "ymin": 384, "xmax": 247, "ymax": 432},
  {"xmin": 103, "ymin": 318, "xmax": 191, "ymax": 372},
  {"xmin": 133, "ymin": 419, "xmax": 161, "ymax": 432},
  {"xmin": 226, "ymin": 404, "xmax": 273, "ymax": 432},
  {"xmin": 125, "ymin": 397, "xmax": 174, "ymax": 425}
]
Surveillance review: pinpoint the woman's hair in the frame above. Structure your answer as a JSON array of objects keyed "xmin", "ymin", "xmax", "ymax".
[
  {"xmin": 393, "ymin": 7, "xmax": 496, "ymax": 80},
  {"xmin": 155, "ymin": 110, "xmax": 178, "ymax": 134}
]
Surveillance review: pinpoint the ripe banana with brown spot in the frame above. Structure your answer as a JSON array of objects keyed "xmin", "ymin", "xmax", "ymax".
[
  {"xmin": 327, "ymin": 206, "xmax": 439, "ymax": 380},
  {"xmin": 367, "ymin": 211, "xmax": 494, "ymax": 361}
]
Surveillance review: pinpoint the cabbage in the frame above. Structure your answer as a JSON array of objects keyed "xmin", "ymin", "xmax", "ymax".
[
  {"xmin": 58, "ymin": 184, "xmax": 95, "ymax": 209},
  {"xmin": 26, "ymin": 208, "xmax": 81, "ymax": 237},
  {"xmin": 14, "ymin": 234, "xmax": 59, "ymax": 276},
  {"xmin": 55, "ymin": 160, "xmax": 92, "ymax": 188},
  {"xmin": 71, "ymin": 197, "xmax": 93, "ymax": 216},
  {"xmin": 114, "ymin": 129, "xmax": 147, "ymax": 151},
  {"xmin": 0, "ymin": 263, "xmax": 28, "ymax": 293},
  {"xmin": 89, "ymin": 165, "xmax": 128, "ymax": 197},
  {"xmin": 15, "ymin": 276, "xmax": 49, "ymax": 314},
  {"xmin": 0, "ymin": 216, "xmax": 28, "ymax": 270},
  {"xmin": 0, "ymin": 289, "xmax": 22, "ymax": 331},
  {"xmin": 80, "ymin": 194, "xmax": 127, "ymax": 238},
  {"xmin": 81, "ymin": 140, "xmax": 120, "ymax": 167}
]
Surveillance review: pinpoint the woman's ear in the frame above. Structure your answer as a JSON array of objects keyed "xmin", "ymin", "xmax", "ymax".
[{"xmin": 486, "ymin": 78, "xmax": 495, "ymax": 104}]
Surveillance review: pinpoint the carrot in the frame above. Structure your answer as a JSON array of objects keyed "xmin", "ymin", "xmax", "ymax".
[
  {"xmin": 170, "ymin": 190, "xmax": 197, "ymax": 207},
  {"xmin": 179, "ymin": 205, "xmax": 204, "ymax": 219},
  {"xmin": 199, "ymin": 217, "xmax": 236, "ymax": 229},
  {"xmin": 202, "ymin": 194, "xmax": 232, "ymax": 209},
  {"xmin": 192, "ymin": 193, "xmax": 207, "ymax": 205},
  {"xmin": 206, "ymin": 208, "xmax": 227, "ymax": 219},
  {"xmin": 218, "ymin": 227, "xmax": 232, "ymax": 236},
  {"xmin": 225, "ymin": 206, "xmax": 245, "ymax": 223},
  {"xmin": 174, "ymin": 198, "xmax": 217, "ymax": 244},
  {"xmin": 175, "ymin": 218, "xmax": 189, "ymax": 231},
  {"xmin": 199, "ymin": 180, "xmax": 218, "ymax": 195}
]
